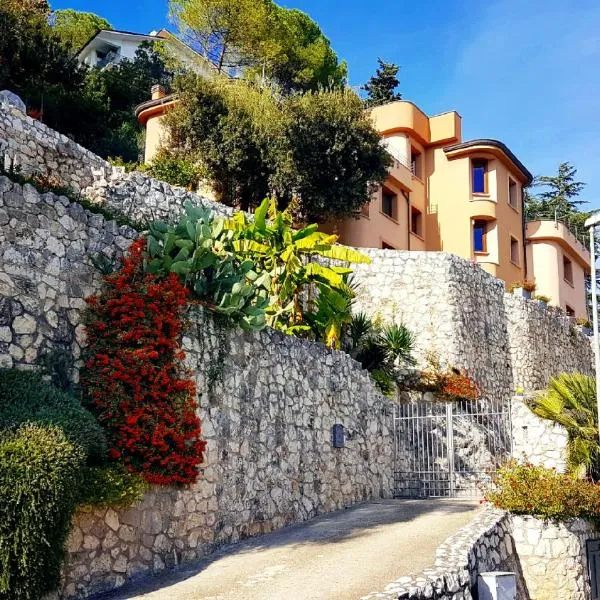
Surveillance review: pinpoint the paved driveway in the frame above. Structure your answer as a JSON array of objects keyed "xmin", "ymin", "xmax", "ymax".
[{"xmin": 105, "ymin": 499, "xmax": 478, "ymax": 600}]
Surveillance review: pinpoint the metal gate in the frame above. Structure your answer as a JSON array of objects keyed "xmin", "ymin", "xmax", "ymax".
[{"xmin": 393, "ymin": 398, "xmax": 511, "ymax": 498}]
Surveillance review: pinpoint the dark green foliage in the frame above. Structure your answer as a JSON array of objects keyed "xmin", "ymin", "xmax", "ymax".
[
  {"xmin": 0, "ymin": 4, "xmax": 172, "ymax": 162},
  {"xmin": 283, "ymin": 89, "xmax": 392, "ymax": 222},
  {"xmin": 0, "ymin": 6, "xmax": 88, "ymax": 133},
  {"xmin": 142, "ymin": 149, "xmax": 204, "ymax": 189},
  {"xmin": 52, "ymin": 9, "xmax": 112, "ymax": 53},
  {"xmin": 0, "ymin": 424, "xmax": 85, "ymax": 600},
  {"xmin": 78, "ymin": 464, "xmax": 147, "ymax": 508},
  {"xmin": 0, "ymin": 369, "xmax": 107, "ymax": 463},
  {"xmin": 525, "ymin": 162, "xmax": 589, "ymax": 245},
  {"xmin": 169, "ymin": 0, "xmax": 346, "ymax": 91},
  {"xmin": 36, "ymin": 348, "xmax": 76, "ymax": 393},
  {"xmin": 362, "ymin": 58, "xmax": 402, "ymax": 107},
  {"xmin": 345, "ymin": 315, "xmax": 415, "ymax": 396},
  {"xmin": 166, "ymin": 76, "xmax": 390, "ymax": 221}
]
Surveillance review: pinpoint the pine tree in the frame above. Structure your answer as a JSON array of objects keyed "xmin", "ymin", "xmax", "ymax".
[{"xmin": 362, "ymin": 58, "xmax": 402, "ymax": 107}]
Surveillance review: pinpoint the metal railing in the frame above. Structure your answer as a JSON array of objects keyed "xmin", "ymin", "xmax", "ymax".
[{"xmin": 393, "ymin": 397, "xmax": 512, "ymax": 499}]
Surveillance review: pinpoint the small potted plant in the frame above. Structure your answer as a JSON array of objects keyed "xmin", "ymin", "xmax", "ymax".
[
  {"xmin": 576, "ymin": 317, "xmax": 593, "ymax": 336},
  {"xmin": 507, "ymin": 280, "xmax": 536, "ymax": 299},
  {"xmin": 533, "ymin": 294, "xmax": 550, "ymax": 306}
]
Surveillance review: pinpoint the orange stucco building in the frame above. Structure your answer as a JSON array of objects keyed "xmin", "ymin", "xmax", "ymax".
[
  {"xmin": 136, "ymin": 95, "xmax": 591, "ymax": 318},
  {"xmin": 332, "ymin": 101, "xmax": 533, "ymax": 285}
]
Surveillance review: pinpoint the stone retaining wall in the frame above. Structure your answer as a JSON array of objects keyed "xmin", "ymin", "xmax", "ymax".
[
  {"xmin": 0, "ymin": 101, "xmax": 230, "ymax": 225},
  {"xmin": 511, "ymin": 515, "xmax": 595, "ymax": 600},
  {"xmin": 362, "ymin": 508, "xmax": 598, "ymax": 600},
  {"xmin": 361, "ymin": 508, "xmax": 520, "ymax": 600},
  {"xmin": 0, "ymin": 177, "xmax": 394, "ymax": 598},
  {"xmin": 511, "ymin": 395, "xmax": 569, "ymax": 471},
  {"xmin": 351, "ymin": 249, "xmax": 594, "ymax": 400}
]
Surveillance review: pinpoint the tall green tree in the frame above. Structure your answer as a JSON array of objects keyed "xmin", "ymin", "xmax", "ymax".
[
  {"xmin": 169, "ymin": 0, "xmax": 273, "ymax": 73},
  {"xmin": 252, "ymin": 7, "xmax": 347, "ymax": 91},
  {"xmin": 163, "ymin": 74, "xmax": 390, "ymax": 221},
  {"xmin": 525, "ymin": 162, "xmax": 590, "ymax": 248},
  {"xmin": 283, "ymin": 88, "xmax": 391, "ymax": 222},
  {"xmin": 52, "ymin": 9, "xmax": 113, "ymax": 53},
  {"xmin": 362, "ymin": 58, "xmax": 402, "ymax": 107},
  {"xmin": 0, "ymin": 5, "xmax": 89, "ymax": 130},
  {"xmin": 168, "ymin": 0, "xmax": 346, "ymax": 91}
]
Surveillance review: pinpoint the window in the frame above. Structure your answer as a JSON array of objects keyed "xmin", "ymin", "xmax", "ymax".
[
  {"xmin": 563, "ymin": 255, "xmax": 574, "ymax": 285},
  {"xmin": 510, "ymin": 237, "xmax": 519, "ymax": 265},
  {"xmin": 381, "ymin": 188, "xmax": 397, "ymax": 220},
  {"xmin": 566, "ymin": 305, "xmax": 575, "ymax": 317},
  {"xmin": 509, "ymin": 178, "xmax": 518, "ymax": 209},
  {"xmin": 473, "ymin": 220, "xmax": 487, "ymax": 253},
  {"xmin": 472, "ymin": 159, "xmax": 488, "ymax": 194},
  {"xmin": 361, "ymin": 202, "xmax": 370, "ymax": 218},
  {"xmin": 411, "ymin": 148, "xmax": 422, "ymax": 179},
  {"xmin": 411, "ymin": 206, "xmax": 423, "ymax": 237},
  {"xmin": 381, "ymin": 241, "xmax": 395, "ymax": 249}
]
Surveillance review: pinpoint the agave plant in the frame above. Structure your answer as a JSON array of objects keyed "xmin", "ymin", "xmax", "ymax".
[
  {"xmin": 344, "ymin": 313, "xmax": 415, "ymax": 397},
  {"xmin": 144, "ymin": 202, "xmax": 269, "ymax": 331},
  {"xmin": 224, "ymin": 198, "xmax": 370, "ymax": 332},
  {"xmin": 529, "ymin": 373, "xmax": 599, "ymax": 480}
]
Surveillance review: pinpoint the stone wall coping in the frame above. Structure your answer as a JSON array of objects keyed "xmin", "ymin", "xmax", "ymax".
[{"xmin": 360, "ymin": 506, "xmax": 508, "ymax": 599}]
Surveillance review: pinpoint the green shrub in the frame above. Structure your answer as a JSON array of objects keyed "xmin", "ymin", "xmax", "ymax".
[
  {"xmin": 141, "ymin": 149, "xmax": 204, "ymax": 190},
  {"xmin": 487, "ymin": 461, "xmax": 600, "ymax": 522},
  {"xmin": 0, "ymin": 424, "xmax": 85, "ymax": 600},
  {"xmin": 79, "ymin": 464, "xmax": 147, "ymax": 508},
  {"xmin": 0, "ymin": 369, "xmax": 107, "ymax": 463}
]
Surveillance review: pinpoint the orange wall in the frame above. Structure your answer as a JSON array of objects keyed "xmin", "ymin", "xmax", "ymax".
[{"xmin": 526, "ymin": 221, "xmax": 591, "ymax": 318}]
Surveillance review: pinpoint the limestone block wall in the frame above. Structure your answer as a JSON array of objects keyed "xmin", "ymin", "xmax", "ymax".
[
  {"xmin": 0, "ymin": 102, "xmax": 110, "ymax": 193},
  {"xmin": 0, "ymin": 177, "xmax": 394, "ymax": 598},
  {"xmin": 0, "ymin": 176, "xmax": 137, "ymax": 372},
  {"xmin": 505, "ymin": 294, "xmax": 593, "ymax": 391},
  {"xmin": 351, "ymin": 249, "xmax": 594, "ymax": 400},
  {"xmin": 511, "ymin": 395, "xmax": 568, "ymax": 471},
  {"xmin": 0, "ymin": 101, "xmax": 230, "ymax": 225},
  {"xmin": 511, "ymin": 515, "xmax": 595, "ymax": 600}
]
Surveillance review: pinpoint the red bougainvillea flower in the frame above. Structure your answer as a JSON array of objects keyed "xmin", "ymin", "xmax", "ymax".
[{"xmin": 81, "ymin": 238, "xmax": 206, "ymax": 485}]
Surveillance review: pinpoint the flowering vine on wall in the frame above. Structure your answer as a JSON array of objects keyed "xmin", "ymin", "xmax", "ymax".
[{"xmin": 82, "ymin": 239, "xmax": 206, "ymax": 485}]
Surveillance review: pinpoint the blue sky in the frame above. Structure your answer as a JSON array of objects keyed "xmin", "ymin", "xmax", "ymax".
[{"xmin": 53, "ymin": 0, "xmax": 600, "ymax": 208}]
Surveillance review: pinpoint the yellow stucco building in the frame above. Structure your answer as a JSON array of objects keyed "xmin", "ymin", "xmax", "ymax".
[
  {"xmin": 136, "ymin": 95, "xmax": 591, "ymax": 318},
  {"xmin": 330, "ymin": 101, "xmax": 590, "ymax": 317}
]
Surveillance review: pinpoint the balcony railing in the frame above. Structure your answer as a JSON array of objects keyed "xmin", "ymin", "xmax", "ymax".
[{"xmin": 384, "ymin": 146, "xmax": 412, "ymax": 172}]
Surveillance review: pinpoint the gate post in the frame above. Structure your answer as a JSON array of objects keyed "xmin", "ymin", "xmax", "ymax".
[{"xmin": 446, "ymin": 402, "xmax": 455, "ymax": 497}]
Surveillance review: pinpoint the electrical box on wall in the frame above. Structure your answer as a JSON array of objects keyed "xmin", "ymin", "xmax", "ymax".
[
  {"xmin": 331, "ymin": 424, "xmax": 344, "ymax": 448},
  {"xmin": 478, "ymin": 572, "xmax": 516, "ymax": 600}
]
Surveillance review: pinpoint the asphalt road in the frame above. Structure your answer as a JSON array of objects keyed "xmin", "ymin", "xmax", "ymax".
[{"xmin": 105, "ymin": 499, "xmax": 478, "ymax": 600}]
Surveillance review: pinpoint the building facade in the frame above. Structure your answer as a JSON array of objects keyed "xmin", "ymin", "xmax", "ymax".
[
  {"xmin": 136, "ymin": 96, "xmax": 591, "ymax": 317},
  {"xmin": 332, "ymin": 101, "xmax": 533, "ymax": 285},
  {"xmin": 526, "ymin": 220, "xmax": 590, "ymax": 317}
]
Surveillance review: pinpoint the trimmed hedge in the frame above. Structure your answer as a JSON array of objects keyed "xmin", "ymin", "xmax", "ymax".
[
  {"xmin": 0, "ymin": 369, "xmax": 106, "ymax": 463},
  {"xmin": 0, "ymin": 424, "xmax": 85, "ymax": 600}
]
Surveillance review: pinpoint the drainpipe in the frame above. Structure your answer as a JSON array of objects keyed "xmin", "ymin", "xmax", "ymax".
[
  {"xmin": 522, "ymin": 189, "xmax": 528, "ymax": 278},
  {"xmin": 401, "ymin": 189, "xmax": 410, "ymax": 250}
]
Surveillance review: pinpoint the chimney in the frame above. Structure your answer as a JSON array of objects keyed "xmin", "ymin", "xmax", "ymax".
[{"xmin": 151, "ymin": 85, "xmax": 166, "ymax": 100}]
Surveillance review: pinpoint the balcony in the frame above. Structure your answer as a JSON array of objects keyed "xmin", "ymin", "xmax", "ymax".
[
  {"xmin": 385, "ymin": 148, "xmax": 414, "ymax": 190},
  {"xmin": 526, "ymin": 220, "xmax": 591, "ymax": 269},
  {"xmin": 470, "ymin": 197, "xmax": 497, "ymax": 220}
]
